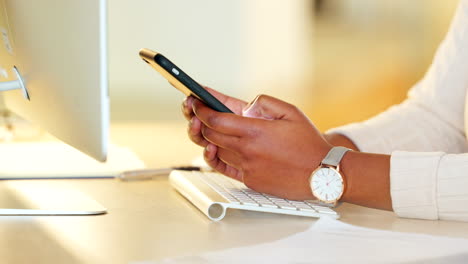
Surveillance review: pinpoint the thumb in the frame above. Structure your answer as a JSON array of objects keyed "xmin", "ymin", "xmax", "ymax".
[{"xmin": 242, "ymin": 95, "xmax": 299, "ymax": 120}]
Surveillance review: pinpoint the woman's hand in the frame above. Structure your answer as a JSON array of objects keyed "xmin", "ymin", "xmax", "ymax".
[
  {"xmin": 186, "ymin": 93, "xmax": 333, "ymax": 200},
  {"xmin": 181, "ymin": 88, "xmax": 392, "ymax": 209},
  {"xmin": 181, "ymin": 87, "xmax": 248, "ymax": 149}
]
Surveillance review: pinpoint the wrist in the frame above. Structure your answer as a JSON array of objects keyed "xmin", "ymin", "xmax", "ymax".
[
  {"xmin": 338, "ymin": 150, "xmax": 393, "ymax": 210},
  {"xmin": 339, "ymin": 150, "xmax": 356, "ymax": 203}
]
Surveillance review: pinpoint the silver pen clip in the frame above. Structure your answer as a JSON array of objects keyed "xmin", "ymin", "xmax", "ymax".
[{"xmin": 118, "ymin": 166, "xmax": 202, "ymax": 181}]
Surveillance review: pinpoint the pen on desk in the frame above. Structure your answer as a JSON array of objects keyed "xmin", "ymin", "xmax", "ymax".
[{"xmin": 118, "ymin": 166, "xmax": 202, "ymax": 181}]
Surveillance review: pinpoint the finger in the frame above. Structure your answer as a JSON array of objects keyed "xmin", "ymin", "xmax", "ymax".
[
  {"xmin": 181, "ymin": 96, "xmax": 196, "ymax": 121},
  {"xmin": 201, "ymin": 125, "xmax": 241, "ymax": 151},
  {"xmin": 215, "ymin": 146, "xmax": 243, "ymax": 169},
  {"xmin": 204, "ymin": 144, "xmax": 243, "ymax": 182},
  {"xmin": 193, "ymin": 99, "xmax": 260, "ymax": 137},
  {"xmin": 187, "ymin": 116, "xmax": 209, "ymax": 147},
  {"xmin": 203, "ymin": 86, "xmax": 248, "ymax": 115},
  {"xmin": 242, "ymin": 94, "xmax": 301, "ymax": 121}
]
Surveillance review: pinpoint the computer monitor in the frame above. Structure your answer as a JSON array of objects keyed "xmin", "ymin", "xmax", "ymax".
[{"xmin": 0, "ymin": 0, "xmax": 108, "ymax": 161}]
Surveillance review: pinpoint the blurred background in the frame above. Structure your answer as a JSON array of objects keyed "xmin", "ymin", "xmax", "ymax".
[
  {"xmin": 0, "ymin": 0, "xmax": 459, "ymax": 134},
  {"xmin": 108, "ymin": 0, "xmax": 459, "ymax": 131},
  {"xmin": 310, "ymin": 0, "xmax": 459, "ymax": 130}
]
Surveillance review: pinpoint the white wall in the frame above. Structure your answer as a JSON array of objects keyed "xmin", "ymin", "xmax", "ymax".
[{"xmin": 108, "ymin": 0, "xmax": 313, "ymax": 121}]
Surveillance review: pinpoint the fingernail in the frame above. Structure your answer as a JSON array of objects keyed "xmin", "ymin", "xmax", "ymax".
[
  {"xmin": 242, "ymin": 95, "xmax": 261, "ymax": 117},
  {"xmin": 206, "ymin": 143, "xmax": 214, "ymax": 153},
  {"xmin": 188, "ymin": 96, "xmax": 194, "ymax": 105},
  {"xmin": 243, "ymin": 95, "xmax": 259, "ymax": 111},
  {"xmin": 189, "ymin": 116, "xmax": 197, "ymax": 130}
]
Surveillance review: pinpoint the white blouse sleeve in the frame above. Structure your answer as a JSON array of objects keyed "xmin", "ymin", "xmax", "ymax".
[{"xmin": 328, "ymin": 0, "xmax": 468, "ymax": 221}]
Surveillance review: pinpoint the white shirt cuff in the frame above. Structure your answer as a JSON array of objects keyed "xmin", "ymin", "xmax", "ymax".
[{"xmin": 390, "ymin": 151, "xmax": 444, "ymax": 220}]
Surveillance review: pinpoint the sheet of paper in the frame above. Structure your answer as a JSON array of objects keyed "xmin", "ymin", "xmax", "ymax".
[{"xmin": 156, "ymin": 217, "xmax": 468, "ymax": 264}]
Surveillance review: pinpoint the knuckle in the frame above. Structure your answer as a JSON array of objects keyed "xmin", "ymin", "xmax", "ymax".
[
  {"xmin": 183, "ymin": 108, "xmax": 193, "ymax": 119},
  {"xmin": 204, "ymin": 154, "xmax": 217, "ymax": 168},
  {"xmin": 188, "ymin": 130, "xmax": 206, "ymax": 147},
  {"xmin": 231, "ymin": 136, "xmax": 244, "ymax": 152},
  {"xmin": 244, "ymin": 126, "xmax": 261, "ymax": 139},
  {"xmin": 239, "ymin": 139, "xmax": 259, "ymax": 157},
  {"xmin": 182, "ymin": 101, "xmax": 193, "ymax": 116},
  {"xmin": 190, "ymin": 135, "xmax": 204, "ymax": 147},
  {"xmin": 241, "ymin": 143, "xmax": 253, "ymax": 157}
]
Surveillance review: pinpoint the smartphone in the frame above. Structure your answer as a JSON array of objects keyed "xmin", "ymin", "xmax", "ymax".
[{"xmin": 139, "ymin": 48, "xmax": 233, "ymax": 113}]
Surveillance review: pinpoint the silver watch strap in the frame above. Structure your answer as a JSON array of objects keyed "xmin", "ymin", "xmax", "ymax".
[{"xmin": 322, "ymin": 146, "xmax": 351, "ymax": 167}]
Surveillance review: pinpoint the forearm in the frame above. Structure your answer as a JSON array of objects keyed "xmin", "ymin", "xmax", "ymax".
[{"xmin": 325, "ymin": 132, "xmax": 392, "ymax": 211}]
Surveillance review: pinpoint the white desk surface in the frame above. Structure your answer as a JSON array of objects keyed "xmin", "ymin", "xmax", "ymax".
[{"xmin": 1, "ymin": 121, "xmax": 468, "ymax": 264}]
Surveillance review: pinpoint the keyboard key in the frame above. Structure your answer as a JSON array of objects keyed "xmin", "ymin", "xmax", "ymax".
[
  {"xmin": 260, "ymin": 203, "xmax": 279, "ymax": 209},
  {"xmin": 298, "ymin": 207, "xmax": 318, "ymax": 213},
  {"xmin": 293, "ymin": 204, "xmax": 315, "ymax": 210},
  {"xmin": 278, "ymin": 205, "xmax": 297, "ymax": 210},
  {"xmin": 273, "ymin": 202, "xmax": 297, "ymax": 210},
  {"xmin": 312, "ymin": 206, "xmax": 337, "ymax": 215},
  {"xmin": 252, "ymin": 197, "xmax": 273, "ymax": 204},
  {"xmin": 223, "ymin": 196, "xmax": 241, "ymax": 204},
  {"xmin": 288, "ymin": 201, "xmax": 309, "ymax": 206},
  {"xmin": 240, "ymin": 201, "xmax": 259, "ymax": 207}
]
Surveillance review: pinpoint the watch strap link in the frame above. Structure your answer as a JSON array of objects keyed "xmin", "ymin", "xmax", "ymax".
[{"xmin": 322, "ymin": 146, "xmax": 351, "ymax": 167}]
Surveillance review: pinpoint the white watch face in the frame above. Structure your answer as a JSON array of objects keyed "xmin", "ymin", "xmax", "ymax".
[{"xmin": 310, "ymin": 167, "xmax": 344, "ymax": 202}]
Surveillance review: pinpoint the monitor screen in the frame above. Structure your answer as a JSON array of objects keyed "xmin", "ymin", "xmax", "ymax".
[{"xmin": 0, "ymin": 0, "xmax": 108, "ymax": 161}]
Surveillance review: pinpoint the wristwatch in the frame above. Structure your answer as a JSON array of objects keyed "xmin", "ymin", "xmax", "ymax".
[{"xmin": 309, "ymin": 146, "xmax": 351, "ymax": 206}]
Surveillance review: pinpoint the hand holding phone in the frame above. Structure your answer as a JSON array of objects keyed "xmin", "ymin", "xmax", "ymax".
[{"xmin": 139, "ymin": 48, "xmax": 233, "ymax": 113}]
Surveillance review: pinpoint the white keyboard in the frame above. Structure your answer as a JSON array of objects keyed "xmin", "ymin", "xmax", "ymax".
[{"xmin": 169, "ymin": 170, "xmax": 339, "ymax": 221}]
